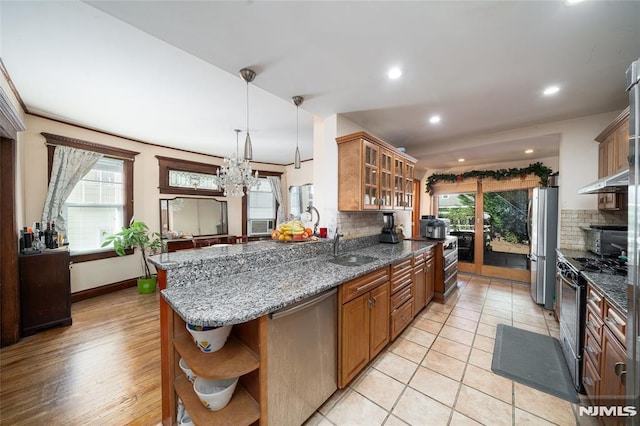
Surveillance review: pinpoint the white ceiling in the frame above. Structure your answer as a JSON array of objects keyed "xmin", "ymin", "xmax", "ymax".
[{"xmin": 1, "ymin": 1, "xmax": 639, "ymax": 170}]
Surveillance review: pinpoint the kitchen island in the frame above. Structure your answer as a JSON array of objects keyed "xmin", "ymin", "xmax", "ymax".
[{"xmin": 150, "ymin": 237, "xmax": 437, "ymax": 425}]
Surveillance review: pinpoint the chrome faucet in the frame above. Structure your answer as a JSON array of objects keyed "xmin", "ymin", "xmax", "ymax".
[
  {"xmin": 333, "ymin": 228, "xmax": 344, "ymax": 256},
  {"xmin": 307, "ymin": 206, "xmax": 320, "ymax": 237}
]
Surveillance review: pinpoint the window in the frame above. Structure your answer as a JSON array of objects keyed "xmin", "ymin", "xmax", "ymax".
[
  {"xmin": 63, "ymin": 157, "xmax": 124, "ymax": 253},
  {"xmin": 247, "ymin": 178, "xmax": 276, "ymax": 236},
  {"xmin": 44, "ymin": 132, "xmax": 138, "ymax": 263}
]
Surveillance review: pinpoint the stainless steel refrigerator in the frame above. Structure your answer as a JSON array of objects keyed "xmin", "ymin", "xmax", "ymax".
[
  {"xmin": 529, "ymin": 186, "xmax": 558, "ymax": 310},
  {"xmin": 625, "ymin": 57, "xmax": 639, "ymax": 424}
]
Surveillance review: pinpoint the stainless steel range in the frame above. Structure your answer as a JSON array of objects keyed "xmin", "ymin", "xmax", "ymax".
[
  {"xmin": 556, "ymin": 252, "xmax": 586, "ymax": 393},
  {"xmin": 556, "ymin": 251, "xmax": 629, "ymax": 393}
]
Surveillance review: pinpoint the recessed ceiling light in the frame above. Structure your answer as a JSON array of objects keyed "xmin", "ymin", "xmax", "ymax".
[
  {"xmin": 429, "ymin": 115, "xmax": 441, "ymax": 124},
  {"xmin": 525, "ymin": 149, "xmax": 534, "ymax": 154},
  {"xmin": 458, "ymin": 158, "xmax": 465, "ymax": 162},
  {"xmin": 564, "ymin": 0, "xmax": 584, "ymax": 5},
  {"xmin": 543, "ymin": 85, "xmax": 560, "ymax": 96},
  {"xmin": 388, "ymin": 67, "xmax": 402, "ymax": 79}
]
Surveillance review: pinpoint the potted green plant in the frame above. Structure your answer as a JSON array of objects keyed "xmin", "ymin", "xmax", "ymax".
[{"xmin": 102, "ymin": 220, "xmax": 162, "ymax": 294}]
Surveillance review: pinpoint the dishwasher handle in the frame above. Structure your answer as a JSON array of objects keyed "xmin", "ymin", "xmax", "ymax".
[{"xmin": 270, "ymin": 288, "xmax": 337, "ymax": 320}]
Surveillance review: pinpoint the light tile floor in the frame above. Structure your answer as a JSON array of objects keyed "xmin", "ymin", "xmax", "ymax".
[{"xmin": 304, "ymin": 273, "xmax": 603, "ymax": 426}]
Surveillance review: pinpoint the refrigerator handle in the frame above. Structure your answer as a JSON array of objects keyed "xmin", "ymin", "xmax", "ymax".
[{"xmin": 527, "ymin": 199, "xmax": 532, "ymax": 242}]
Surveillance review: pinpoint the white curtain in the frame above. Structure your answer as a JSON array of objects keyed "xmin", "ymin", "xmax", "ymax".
[
  {"xmin": 42, "ymin": 145, "xmax": 103, "ymax": 236},
  {"xmin": 267, "ymin": 176, "xmax": 284, "ymax": 225}
]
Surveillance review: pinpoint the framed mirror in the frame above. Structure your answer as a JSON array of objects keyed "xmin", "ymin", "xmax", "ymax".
[
  {"xmin": 160, "ymin": 197, "xmax": 228, "ymax": 239},
  {"xmin": 289, "ymin": 183, "xmax": 313, "ymax": 220}
]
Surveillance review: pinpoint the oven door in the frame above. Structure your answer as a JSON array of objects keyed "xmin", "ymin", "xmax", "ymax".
[{"xmin": 557, "ymin": 270, "xmax": 585, "ymax": 392}]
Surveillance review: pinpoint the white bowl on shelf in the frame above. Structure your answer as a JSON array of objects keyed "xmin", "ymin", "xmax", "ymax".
[
  {"xmin": 193, "ymin": 376, "xmax": 239, "ymax": 411},
  {"xmin": 178, "ymin": 357, "xmax": 197, "ymax": 383},
  {"xmin": 185, "ymin": 323, "xmax": 232, "ymax": 353}
]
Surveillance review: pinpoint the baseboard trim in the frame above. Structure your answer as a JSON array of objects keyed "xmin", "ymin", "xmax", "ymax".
[{"xmin": 71, "ymin": 278, "xmax": 137, "ymax": 303}]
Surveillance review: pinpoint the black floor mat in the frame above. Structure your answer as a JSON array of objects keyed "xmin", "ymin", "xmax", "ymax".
[{"xmin": 491, "ymin": 324, "xmax": 579, "ymax": 403}]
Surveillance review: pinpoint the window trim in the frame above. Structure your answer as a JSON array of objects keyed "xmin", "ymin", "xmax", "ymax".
[
  {"xmin": 156, "ymin": 155, "xmax": 224, "ymax": 196},
  {"xmin": 43, "ymin": 132, "xmax": 138, "ymax": 263}
]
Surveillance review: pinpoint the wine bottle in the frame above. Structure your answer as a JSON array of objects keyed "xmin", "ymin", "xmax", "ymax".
[
  {"xmin": 45, "ymin": 222, "xmax": 52, "ymax": 249},
  {"xmin": 51, "ymin": 222, "xmax": 59, "ymax": 249}
]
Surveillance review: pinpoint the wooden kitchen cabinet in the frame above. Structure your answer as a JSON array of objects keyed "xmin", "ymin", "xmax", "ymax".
[
  {"xmin": 158, "ymin": 270, "xmax": 262, "ymax": 425},
  {"xmin": 413, "ymin": 253, "xmax": 426, "ymax": 315},
  {"xmin": 582, "ymin": 281, "xmax": 628, "ymax": 426},
  {"xmin": 595, "ymin": 108, "xmax": 629, "ymax": 211},
  {"xmin": 19, "ymin": 249, "xmax": 72, "ymax": 336},
  {"xmin": 336, "ymin": 131, "xmax": 416, "ymax": 211},
  {"xmin": 390, "ymin": 258, "xmax": 413, "ymax": 340},
  {"xmin": 338, "ymin": 267, "xmax": 390, "ymax": 388},
  {"xmin": 425, "ymin": 248, "xmax": 435, "ymax": 305},
  {"xmin": 600, "ymin": 326, "xmax": 627, "ymax": 426}
]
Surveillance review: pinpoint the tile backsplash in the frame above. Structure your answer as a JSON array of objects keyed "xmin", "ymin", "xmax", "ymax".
[
  {"xmin": 559, "ymin": 209, "xmax": 627, "ymax": 250},
  {"xmin": 337, "ymin": 210, "xmax": 413, "ymax": 239}
]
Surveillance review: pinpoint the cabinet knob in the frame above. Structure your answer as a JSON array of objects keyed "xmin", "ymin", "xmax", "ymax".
[
  {"xmin": 615, "ymin": 361, "xmax": 626, "ymax": 377},
  {"xmin": 583, "ymin": 376, "xmax": 594, "ymax": 386}
]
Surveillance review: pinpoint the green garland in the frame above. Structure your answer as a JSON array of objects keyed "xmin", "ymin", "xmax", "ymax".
[{"xmin": 425, "ymin": 162, "xmax": 553, "ymax": 195}]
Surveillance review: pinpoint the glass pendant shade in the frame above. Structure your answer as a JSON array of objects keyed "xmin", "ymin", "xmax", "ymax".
[
  {"xmin": 244, "ymin": 132, "xmax": 253, "ymax": 160},
  {"xmin": 294, "ymin": 146, "xmax": 301, "ymax": 169}
]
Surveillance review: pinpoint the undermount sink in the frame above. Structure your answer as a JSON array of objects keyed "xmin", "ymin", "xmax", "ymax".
[{"xmin": 328, "ymin": 254, "xmax": 378, "ymax": 266}]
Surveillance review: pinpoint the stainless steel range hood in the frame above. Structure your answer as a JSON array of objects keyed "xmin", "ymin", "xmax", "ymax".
[{"xmin": 577, "ymin": 169, "xmax": 629, "ymax": 194}]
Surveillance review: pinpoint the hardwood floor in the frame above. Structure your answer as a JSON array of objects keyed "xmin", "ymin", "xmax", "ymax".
[{"xmin": 0, "ymin": 287, "xmax": 162, "ymax": 425}]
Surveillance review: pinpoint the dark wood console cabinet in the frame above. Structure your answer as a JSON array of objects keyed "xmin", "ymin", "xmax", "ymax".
[{"xmin": 19, "ymin": 250, "xmax": 72, "ymax": 336}]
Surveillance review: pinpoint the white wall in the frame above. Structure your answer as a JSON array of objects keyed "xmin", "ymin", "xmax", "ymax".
[
  {"xmin": 20, "ymin": 114, "xmax": 285, "ymax": 293},
  {"xmin": 312, "ymin": 114, "xmax": 339, "ymax": 235}
]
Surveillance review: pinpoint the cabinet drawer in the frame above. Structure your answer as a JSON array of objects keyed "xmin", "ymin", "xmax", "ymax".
[
  {"xmin": 586, "ymin": 305, "xmax": 604, "ymax": 343},
  {"xmin": 391, "ymin": 284, "xmax": 413, "ymax": 311},
  {"xmin": 392, "ymin": 258, "xmax": 412, "ymax": 277},
  {"xmin": 586, "ymin": 284, "xmax": 604, "ymax": 318},
  {"xmin": 390, "ymin": 271, "xmax": 412, "ymax": 294},
  {"xmin": 390, "ymin": 300, "xmax": 413, "ymax": 341},
  {"xmin": 340, "ymin": 267, "xmax": 390, "ymax": 304},
  {"xmin": 424, "ymin": 248, "xmax": 435, "ymax": 261},
  {"xmin": 603, "ymin": 302, "xmax": 626, "ymax": 345},
  {"xmin": 413, "ymin": 252, "xmax": 425, "ymax": 265},
  {"xmin": 583, "ymin": 352, "xmax": 601, "ymax": 404},
  {"xmin": 584, "ymin": 326, "xmax": 602, "ymax": 370}
]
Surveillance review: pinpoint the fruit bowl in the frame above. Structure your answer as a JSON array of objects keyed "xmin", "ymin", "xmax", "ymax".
[{"xmin": 271, "ymin": 220, "xmax": 314, "ymax": 242}]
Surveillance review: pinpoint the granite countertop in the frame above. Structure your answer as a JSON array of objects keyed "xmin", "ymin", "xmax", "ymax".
[
  {"xmin": 152, "ymin": 238, "xmax": 437, "ymax": 327},
  {"xmin": 580, "ymin": 271, "xmax": 627, "ymax": 313},
  {"xmin": 557, "ymin": 248, "xmax": 628, "ymax": 313}
]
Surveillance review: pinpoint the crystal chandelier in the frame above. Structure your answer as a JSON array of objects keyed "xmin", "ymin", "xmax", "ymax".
[{"xmin": 213, "ymin": 129, "xmax": 260, "ymax": 197}]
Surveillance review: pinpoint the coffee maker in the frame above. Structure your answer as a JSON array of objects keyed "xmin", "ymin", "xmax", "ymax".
[{"xmin": 380, "ymin": 212, "xmax": 399, "ymax": 244}]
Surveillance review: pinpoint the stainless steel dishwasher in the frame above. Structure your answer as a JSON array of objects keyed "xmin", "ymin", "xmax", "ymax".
[{"xmin": 267, "ymin": 288, "xmax": 337, "ymax": 426}]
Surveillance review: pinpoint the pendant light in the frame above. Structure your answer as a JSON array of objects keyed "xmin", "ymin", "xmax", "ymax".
[
  {"xmin": 291, "ymin": 96, "xmax": 304, "ymax": 169},
  {"xmin": 239, "ymin": 68, "xmax": 256, "ymax": 160}
]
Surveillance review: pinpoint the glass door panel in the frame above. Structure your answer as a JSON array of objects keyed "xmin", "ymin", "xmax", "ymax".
[
  {"xmin": 482, "ymin": 189, "xmax": 529, "ymax": 270},
  {"xmin": 393, "ymin": 156, "xmax": 405, "ymax": 209},
  {"xmin": 379, "ymin": 149, "xmax": 393, "ymax": 208},
  {"xmin": 437, "ymin": 193, "xmax": 476, "ymax": 264},
  {"xmin": 363, "ymin": 142, "xmax": 380, "ymax": 209}
]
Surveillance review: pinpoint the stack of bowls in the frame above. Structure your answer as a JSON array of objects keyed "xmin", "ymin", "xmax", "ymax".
[{"xmin": 185, "ymin": 323, "xmax": 232, "ymax": 353}]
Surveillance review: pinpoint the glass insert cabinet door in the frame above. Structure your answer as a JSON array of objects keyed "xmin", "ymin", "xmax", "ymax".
[
  {"xmin": 379, "ymin": 149, "xmax": 393, "ymax": 208},
  {"xmin": 363, "ymin": 141, "xmax": 379, "ymax": 209}
]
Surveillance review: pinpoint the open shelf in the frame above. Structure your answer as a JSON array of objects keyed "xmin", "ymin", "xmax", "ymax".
[
  {"xmin": 174, "ymin": 334, "xmax": 260, "ymax": 380},
  {"xmin": 174, "ymin": 375, "xmax": 260, "ymax": 426}
]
